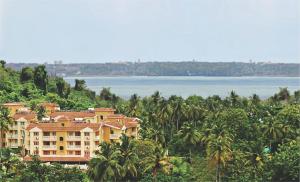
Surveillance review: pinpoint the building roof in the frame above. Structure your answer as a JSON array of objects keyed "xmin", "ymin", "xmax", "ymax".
[
  {"xmin": 94, "ymin": 108, "xmax": 116, "ymax": 112},
  {"xmin": 103, "ymin": 117, "xmax": 139, "ymax": 129},
  {"xmin": 23, "ymin": 156, "xmax": 90, "ymax": 162},
  {"xmin": 106, "ymin": 114, "xmax": 125, "ymax": 119},
  {"xmin": 13, "ymin": 112, "xmax": 36, "ymax": 121},
  {"xmin": 26, "ymin": 122, "xmax": 101, "ymax": 132},
  {"xmin": 50, "ymin": 111, "xmax": 96, "ymax": 121}
]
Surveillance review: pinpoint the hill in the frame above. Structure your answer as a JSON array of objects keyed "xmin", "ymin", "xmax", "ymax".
[{"xmin": 7, "ymin": 61, "xmax": 300, "ymax": 77}]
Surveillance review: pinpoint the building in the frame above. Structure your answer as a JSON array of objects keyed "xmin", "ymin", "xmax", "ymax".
[{"xmin": 2, "ymin": 102, "xmax": 140, "ymax": 163}]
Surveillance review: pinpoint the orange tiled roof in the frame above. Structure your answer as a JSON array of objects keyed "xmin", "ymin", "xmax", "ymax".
[
  {"xmin": 103, "ymin": 117, "xmax": 139, "ymax": 129},
  {"xmin": 106, "ymin": 114, "xmax": 125, "ymax": 119},
  {"xmin": 26, "ymin": 122, "xmax": 101, "ymax": 132},
  {"xmin": 23, "ymin": 156, "xmax": 90, "ymax": 162},
  {"xmin": 94, "ymin": 108, "xmax": 116, "ymax": 112},
  {"xmin": 13, "ymin": 112, "xmax": 36, "ymax": 121},
  {"xmin": 50, "ymin": 111, "xmax": 96, "ymax": 120}
]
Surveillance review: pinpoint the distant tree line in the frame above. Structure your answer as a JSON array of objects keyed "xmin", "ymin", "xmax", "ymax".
[{"xmin": 7, "ymin": 61, "xmax": 300, "ymax": 77}]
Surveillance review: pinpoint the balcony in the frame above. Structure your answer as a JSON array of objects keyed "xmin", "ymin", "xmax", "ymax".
[
  {"xmin": 10, "ymin": 125, "xmax": 18, "ymax": 130},
  {"xmin": 110, "ymin": 134, "xmax": 121, "ymax": 140},
  {"xmin": 67, "ymin": 136, "xmax": 81, "ymax": 141},
  {"xmin": 67, "ymin": 145, "xmax": 81, "ymax": 150},
  {"xmin": 42, "ymin": 145, "xmax": 57, "ymax": 150},
  {"xmin": 7, "ymin": 135, "xmax": 18, "ymax": 139},
  {"xmin": 10, "ymin": 144, "xmax": 19, "ymax": 148},
  {"xmin": 42, "ymin": 136, "xmax": 57, "ymax": 141}
]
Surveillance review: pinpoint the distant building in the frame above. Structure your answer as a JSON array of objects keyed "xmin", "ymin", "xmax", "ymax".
[{"xmin": 2, "ymin": 103, "xmax": 140, "ymax": 163}]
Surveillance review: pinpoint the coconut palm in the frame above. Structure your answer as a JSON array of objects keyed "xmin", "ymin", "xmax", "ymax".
[
  {"xmin": 262, "ymin": 118, "xmax": 285, "ymax": 149},
  {"xmin": 142, "ymin": 146, "xmax": 171, "ymax": 181},
  {"xmin": 0, "ymin": 106, "xmax": 12, "ymax": 149},
  {"xmin": 128, "ymin": 94, "xmax": 140, "ymax": 117},
  {"xmin": 177, "ymin": 123, "xmax": 201, "ymax": 162},
  {"xmin": 87, "ymin": 142, "xmax": 123, "ymax": 182},
  {"xmin": 117, "ymin": 134, "xmax": 138, "ymax": 181},
  {"xmin": 206, "ymin": 134, "xmax": 233, "ymax": 182}
]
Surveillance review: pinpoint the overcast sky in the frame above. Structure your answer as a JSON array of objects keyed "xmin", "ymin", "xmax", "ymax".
[{"xmin": 0, "ymin": 0, "xmax": 299, "ymax": 63}]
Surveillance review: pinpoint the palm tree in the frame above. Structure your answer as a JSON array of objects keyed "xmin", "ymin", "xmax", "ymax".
[
  {"xmin": 262, "ymin": 118, "xmax": 285, "ymax": 149},
  {"xmin": 128, "ymin": 94, "xmax": 140, "ymax": 117},
  {"xmin": 206, "ymin": 134, "xmax": 233, "ymax": 182},
  {"xmin": 117, "ymin": 134, "xmax": 138, "ymax": 181},
  {"xmin": 0, "ymin": 106, "xmax": 12, "ymax": 149},
  {"xmin": 177, "ymin": 123, "xmax": 201, "ymax": 162},
  {"xmin": 142, "ymin": 146, "xmax": 171, "ymax": 181},
  {"xmin": 87, "ymin": 142, "xmax": 123, "ymax": 182}
]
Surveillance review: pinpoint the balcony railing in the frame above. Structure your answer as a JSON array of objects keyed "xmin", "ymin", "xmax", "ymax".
[
  {"xmin": 67, "ymin": 145, "xmax": 81, "ymax": 150},
  {"xmin": 110, "ymin": 134, "xmax": 121, "ymax": 139},
  {"xmin": 7, "ymin": 135, "xmax": 18, "ymax": 139},
  {"xmin": 10, "ymin": 144, "xmax": 19, "ymax": 148},
  {"xmin": 10, "ymin": 126, "xmax": 18, "ymax": 130},
  {"xmin": 67, "ymin": 136, "xmax": 81, "ymax": 140},
  {"xmin": 43, "ymin": 136, "xmax": 57, "ymax": 140},
  {"xmin": 42, "ymin": 145, "xmax": 57, "ymax": 150}
]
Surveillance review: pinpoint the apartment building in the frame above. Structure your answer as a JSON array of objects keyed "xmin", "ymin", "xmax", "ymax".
[
  {"xmin": 25, "ymin": 114, "xmax": 139, "ymax": 162},
  {"xmin": 2, "ymin": 102, "xmax": 140, "ymax": 162}
]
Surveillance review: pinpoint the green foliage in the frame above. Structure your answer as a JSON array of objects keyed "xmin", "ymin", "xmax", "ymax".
[
  {"xmin": 74, "ymin": 79, "xmax": 86, "ymax": 91},
  {"xmin": 0, "ymin": 62, "xmax": 299, "ymax": 181},
  {"xmin": 33, "ymin": 65, "xmax": 48, "ymax": 94},
  {"xmin": 20, "ymin": 67, "xmax": 34, "ymax": 83}
]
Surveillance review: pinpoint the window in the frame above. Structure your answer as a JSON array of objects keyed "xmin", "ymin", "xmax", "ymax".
[
  {"xmin": 84, "ymin": 141, "xmax": 90, "ymax": 146},
  {"xmin": 84, "ymin": 151, "xmax": 90, "ymax": 156},
  {"xmin": 52, "ymin": 151, "xmax": 56, "ymax": 155},
  {"xmin": 110, "ymin": 130, "xmax": 114, "ymax": 134},
  {"xmin": 61, "ymin": 123, "xmax": 65, "ymax": 127},
  {"xmin": 84, "ymin": 132, "xmax": 90, "ymax": 136},
  {"xmin": 43, "ymin": 151, "xmax": 50, "ymax": 155},
  {"xmin": 20, "ymin": 122, "xmax": 25, "ymax": 126},
  {"xmin": 95, "ymin": 131, "xmax": 99, "ymax": 136},
  {"xmin": 43, "ymin": 132, "xmax": 50, "ymax": 136},
  {"xmin": 34, "ymin": 141, "xmax": 39, "ymax": 145},
  {"xmin": 43, "ymin": 141, "xmax": 50, "ymax": 145},
  {"xmin": 34, "ymin": 132, "xmax": 39, "ymax": 136},
  {"xmin": 52, "ymin": 132, "xmax": 56, "ymax": 136},
  {"xmin": 75, "ymin": 132, "xmax": 81, "ymax": 136},
  {"xmin": 68, "ymin": 151, "xmax": 73, "ymax": 155},
  {"xmin": 59, "ymin": 137, "xmax": 63, "ymax": 141},
  {"xmin": 34, "ymin": 150, "xmax": 38, "ymax": 155},
  {"xmin": 75, "ymin": 151, "xmax": 81, "ymax": 155},
  {"xmin": 95, "ymin": 141, "xmax": 99, "ymax": 145},
  {"xmin": 60, "ymin": 146, "xmax": 64, "ymax": 150},
  {"xmin": 100, "ymin": 115, "xmax": 104, "ymax": 120},
  {"xmin": 75, "ymin": 141, "xmax": 81, "ymax": 146}
]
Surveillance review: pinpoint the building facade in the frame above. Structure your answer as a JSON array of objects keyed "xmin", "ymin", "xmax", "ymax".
[{"xmin": 2, "ymin": 103, "xmax": 139, "ymax": 163}]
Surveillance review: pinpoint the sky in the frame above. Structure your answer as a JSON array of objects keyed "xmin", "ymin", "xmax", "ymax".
[{"xmin": 0, "ymin": 0, "xmax": 299, "ymax": 63}]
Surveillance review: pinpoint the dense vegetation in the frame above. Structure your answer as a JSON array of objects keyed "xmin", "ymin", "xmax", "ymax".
[
  {"xmin": 8, "ymin": 61, "xmax": 300, "ymax": 77},
  {"xmin": 0, "ymin": 60, "xmax": 299, "ymax": 182}
]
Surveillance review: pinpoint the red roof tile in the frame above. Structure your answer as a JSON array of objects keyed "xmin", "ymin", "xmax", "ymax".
[
  {"xmin": 13, "ymin": 112, "xmax": 37, "ymax": 121},
  {"xmin": 51, "ymin": 112, "xmax": 95, "ymax": 121},
  {"xmin": 26, "ymin": 122, "xmax": 101, "ymax": 132}
]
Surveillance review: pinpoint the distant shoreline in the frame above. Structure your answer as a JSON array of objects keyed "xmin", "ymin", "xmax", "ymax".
[{"xmin": 7, "ymin": 62, "xmax": 300, "ymax": 77}]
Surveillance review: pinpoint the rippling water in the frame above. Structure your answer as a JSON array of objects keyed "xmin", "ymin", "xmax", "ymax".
[{"xmin": 64, "ymin": 76, "xmax": 300, "ymax": 99}]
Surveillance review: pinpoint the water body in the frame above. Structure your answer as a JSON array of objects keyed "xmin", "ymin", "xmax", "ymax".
[{"xmin": 64, "ymin": 76, "xmax": 300, "ymax": 99}]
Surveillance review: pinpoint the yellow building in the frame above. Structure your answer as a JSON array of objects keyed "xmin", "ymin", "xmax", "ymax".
[
  {"xmin": 2, "ymin": 103, "xmax": 140, "ymax": 162},
  {"xmin": 24, "ymin": 114, "xmax": 139, "ymax": 162},
  {"xmin": 2, "ymin": 102, "xmax": 26, "ymax": 115}
]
